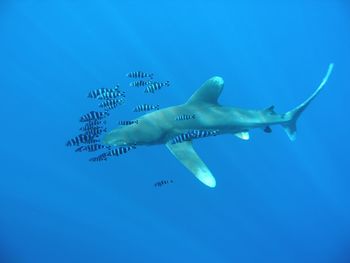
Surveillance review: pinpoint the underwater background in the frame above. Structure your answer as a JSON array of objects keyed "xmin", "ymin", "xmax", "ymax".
[{"xmin": 1, "ymin": 1, "xmax": 350, "ymax": 262}]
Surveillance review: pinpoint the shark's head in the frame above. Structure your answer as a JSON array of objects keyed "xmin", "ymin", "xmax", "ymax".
[{"xmin": 102, "ymin": 117, "xmax": 165, "ymax": 147}]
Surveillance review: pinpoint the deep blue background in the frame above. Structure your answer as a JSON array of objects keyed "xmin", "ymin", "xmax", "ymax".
[{"xmin": 1, "ymin": 1, "xmax": 350, "ymax": 262}]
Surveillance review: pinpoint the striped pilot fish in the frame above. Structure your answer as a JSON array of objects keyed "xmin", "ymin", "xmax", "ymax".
[
  {"xmin": 118, "ymin": 120, "xmax": 139, "ymax": 125},
  {"xmin": 170, "ymin": 129, "xmax": 219, "ymax": 144},
  {"xmin": 98, "ymin": 98, "xmax": 125, "ymax": 110},
  {"xmin": 80, "ymin": 125, "xmax": 105, "ymax": 132},
  {"xmin": 75, "ymin": 144, "xmax": 109, "ymax": 152},
  {"xmin": 86, "ymin": 119, "xmax": 106, "ymax": 126},
  {"xmin": 89, "ymin": 153, "xmax": 108, "ymax": 162},
  {"xmin": 169, "ymin": 131, "xmax": 194, "ymax": 144},
  {"xmin": 97, "ymin": 90, "xmax": 125, "ymax": 100},
  {"xmin": 83, "ymin": 127, "xmax": 107, "ymax": 137},
  {"xmin": 133, "ymin": 104, "xmax": 159, "ymax": 112},
  {"xmin": 190, "ymin": 129, "xmax": 219, "ymax": 139},
  {"xmin": 144, "ymin": 81, "xmax": 170, "ymax": 93},
  {"xmin": 106, "ymin": 145, "xmax": 136, "ymax": 157},
  {"xmin": 66, "ymin": 134, "xmax": 99, "ymax": 146},
  {"xmin": 129, "ymin": 80, "xmax": 152, "ymax": 87},
  {"xmin": 154, "ymin": 179, "xmax": 174, "ymax": 187},
  {"xmin": 88, "ymin": 86, "xmax": 123, "ymax": 99},
  {"xmin": 80, "ymin": 111, "xmax": 109, "ymax": 122},
  {"xmin": 175, "ymin": 114, "xmax": 196, "ymax": 121},
  {"xmin": 126, "ymin": 71, "xmax": 153, "ymax": 79}
]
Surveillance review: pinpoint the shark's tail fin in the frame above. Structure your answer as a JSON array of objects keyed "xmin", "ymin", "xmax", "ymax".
[{"xmin": 282, "ymin": 63, "xmax": 334, "ymax": 141}]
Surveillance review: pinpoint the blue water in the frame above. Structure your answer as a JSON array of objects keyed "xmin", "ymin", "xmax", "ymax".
[{"xmin": 1, "ymin": 1, "xmax": 350, "ymax": 262}]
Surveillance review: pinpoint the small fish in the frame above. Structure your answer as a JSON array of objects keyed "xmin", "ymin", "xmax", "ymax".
[
  {"xmin": 83, "ymin": 127, "xmax": 107, "ymax": 137},
  {"xmin": 80, "ymin": 111, "xmax": 109, "ymax": 122},
  {"xmin": 87, "ymin": 86, "xmax": 121, "ymax": 98},
  {"xmin": 98, "ymin": 99, "xmax": 125, "ymax": 110},
  {"xmin": 80, "ymin": 125, "xmax": 105, "ymax": 132},
  {"xmin": 86, "ymin": 120, "xmax": 106, "ymax": 126},
  {"xmin": 144, "ymin": 81, "xmax": 170, "ymax": 93},
  {"xmin": 133, "ymin": 104, "xmax": 159, "ymax": 112},
  {"xmin": 118, "ymin": 120, "xmax": 139, "ymax": 125},
  {"xmin": 66, "ymin": 134, "xmax": 98, "ymax": 146},
  {"xmin": 170, "ymin": 130, "xmax": 219, "ymax": 144},
  {"xmin": 175, "ymin": 114, "xmax": 196, "ymax": 121},
  {"xmin": 75, "ymin": 144, "xmax": 109, "ymax": 152},
  {"xmin": 129, "ymin": 80, "xmax": 152, "ymax": 87},
  {"xmin": 190, "ymin": 129, "xmax": 219, "ymax": 139},
  {"xmin": 154, "ymin": 179, "xmax": 174, "ymax": 187},
  {"xmin": 106, "ymin": 145, "xmax": 136, "ymax": 157},
  {"xmin": 126, "ymin": 71, "xmax": 153, "ymax": 79},
  {"xmin": 97, "ymin": 90, "xmax": 125, "ymax": 100},
  {"xmin": 89, "ymin": 153, "xmax": 108, "ymax": 162},
  {"xmin": 170, "ymin": 132, "xmax": 194, "ymax": 144}
]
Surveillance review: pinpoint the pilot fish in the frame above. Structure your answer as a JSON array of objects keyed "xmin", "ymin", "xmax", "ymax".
[
  {"xmin": 83, "ymin": 127, "xmax": 107, "ymax": 137},
  {"xmin": 175, "ymin": 114, "xmax": 196, "ymax": 121},
  {"xmin": 129, "ymin": 80, "xmax": 152, "ymax": 87},
  {"xmin": 170, "ymin": 130, "xmax": 219, "ymax": 144},
  {"xmin": 106, "ymin": 146, "xmax": 136, "ymax": 157},
  {"xmin": 88, "ymin": 86, "xmax": 123, "ymax": 99},
  {"xmin": 154, "ymin": 179, "xmax": 174, "ymax": 187},
  {"xmin": 80, "ymin": 125, "xmax": 105, "ymax": 132},
  {"xmin": 89, "ymin": 153, "xmax": 108, "ymax": 162},
  {"xmin": 80, "ymin": 111, "xmax": 109, "ymax": 122},
  {"xmin": 144, "ymin": 81, "xmax": 170, "ymax": 93},
  {"xmin": 75, "ymin": 144, "xmax": 109, "ymax": 152},
  {"xmin": 133, "ymin": 104, "xmax": 159, "ymax": 112},
  {"xmin": 66, "ymin": 134, "xmax": 99, "ymax": 146},
  {"xmin": 126, "ymin": 71, "xmax": 153, "ymax": 79},
  {"xmin": 97, "ymin": 90, "xmax": 125, "ymax": 100},
  {"xmin": 118, "ymin": 120, "xmax": 139, "ymax": 125},
  {"xmin": 98, "ymin": 98, "xmax": 125, "ymax": 110}
]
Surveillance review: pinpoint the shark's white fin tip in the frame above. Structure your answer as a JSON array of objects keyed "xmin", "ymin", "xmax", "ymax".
[
  {"xmin": 234, "ymin": 132, "xmax": 250, "ymax": 140},
  {"xmin": 211, "ymin": 76, "xmax": 224, "ymax": 86},
  {"xmin": 197, "ymin": 169, "xmax": 216, "ymax": 188},
  {"xmin": 166, "ymin": 141, "xmax": 217, "ymax": 188}
]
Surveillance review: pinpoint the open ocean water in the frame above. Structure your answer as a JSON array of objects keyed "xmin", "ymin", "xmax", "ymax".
[{"xmin": 1, "ymin": 1, "xmax": 350, "ymax": 263}]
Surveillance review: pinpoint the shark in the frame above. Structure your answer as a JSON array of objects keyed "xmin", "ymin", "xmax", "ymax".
[{"xmin": 103, "ymin": 64, "xmax": 334, "ymax": 188}]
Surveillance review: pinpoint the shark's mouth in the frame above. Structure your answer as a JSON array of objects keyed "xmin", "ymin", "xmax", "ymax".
[{"xmin": 102, "ymin": 132, "xmax": 128, "ymax": 147}]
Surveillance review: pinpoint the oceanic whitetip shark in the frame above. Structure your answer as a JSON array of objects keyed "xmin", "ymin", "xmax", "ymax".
[{"xmin": 103, "ymin": 64, "xmax": 334, "ymax": 188}]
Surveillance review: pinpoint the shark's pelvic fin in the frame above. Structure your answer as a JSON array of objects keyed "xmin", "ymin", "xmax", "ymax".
[
  {"xmin": 234, "ymin": 132, "xmax": 250, "ymax": 140},
  {"xmin": 166, "ymin": 141, "xmax": 216, "ymax": 188},
  {"xmin": 186, "ymin": 76, "xmax": 224, "ymax": 105},
  {"xmin": 282, "ymin": 63, "xmax": 334, "ymax": 141}
]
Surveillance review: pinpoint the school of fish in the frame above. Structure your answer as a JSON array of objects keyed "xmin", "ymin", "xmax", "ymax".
[{"xmin": 67, "ymin": 70, "xmax": 218, "ymax": 187}]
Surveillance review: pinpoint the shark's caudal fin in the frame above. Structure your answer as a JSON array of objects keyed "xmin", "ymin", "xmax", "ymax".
[{"xmin": 282, "ymin": 63, "xmax": 334, "ymax": 141}]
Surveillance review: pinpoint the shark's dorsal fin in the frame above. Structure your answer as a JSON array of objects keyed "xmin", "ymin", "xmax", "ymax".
[
  {"xmin": 186, "ymin": 76, "xmax": 224, "ymax": 105},
  {"xmin": 166, "ymin": 141, "xmax": 216, "ymax": 188},
  {"xmin": 234, "ymin": 132, "xmax": 250, "ymax": 140}
]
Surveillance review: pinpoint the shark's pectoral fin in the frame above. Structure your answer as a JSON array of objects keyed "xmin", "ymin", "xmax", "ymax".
[
  {"xmin": 166, "ymin": 141, "xmax": 216, "ymax": 188},
  {"xmin": 234, "ymin": 132, "xmax": 250, "ymax": 140}
]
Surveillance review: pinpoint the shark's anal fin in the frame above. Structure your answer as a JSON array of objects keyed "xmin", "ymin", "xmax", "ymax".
[
  {"xmin": 166, "ymin": 141, "xmax": 216, "ymax": 188},
  {"xmin": 264, "ymin": 126, "xmax": 272, "ymax": 133}
]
